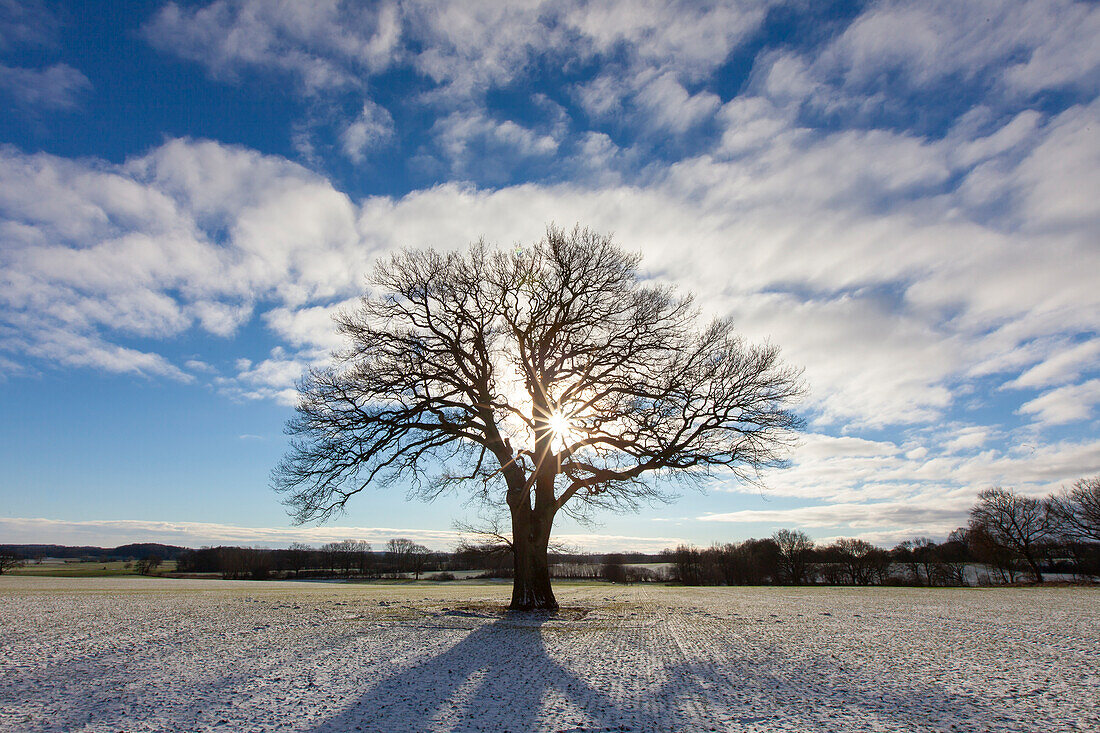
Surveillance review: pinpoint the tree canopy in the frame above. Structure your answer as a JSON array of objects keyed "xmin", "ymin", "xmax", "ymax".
[{"xmin": 275, "ymin": 226, "xmax": 804, "ymax": 609}]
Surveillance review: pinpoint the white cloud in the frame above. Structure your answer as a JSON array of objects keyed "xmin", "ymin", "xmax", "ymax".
[
  {"xmin": 1018, "ymin": 380, "xmax": 1100, "ymax": 426},
  {"xmin": 815, "ymin": 0, "xmax": 1100, "ymax": 98},
  {"xmin": 632, "ymin": 73, "xmax": 721, "ymax": 134},
  {"xmin": 699, "ymin": 500, "xmax": 971, "ymax": 531},
  {"xmin": 1002, "ymin": 339, "xmax": 1100, "ymax": 390},
  {"xmin": 941, "ymin": 426, "xmax": 991, "ymax": 454},
  {"xmin": 0, "ymin": 63, "xmax": 91, "ymax": 110},
  {"xmin": 219, "ymin": 348, "xmax": 315, "ymax": 406},
  {"xmin": 0, "ymin": 516, "xmax": 684, "ymax": 552},
  {"xmin": 340, "ymin": 100, "xmax": 395, "ymax": 162},
  {"xmin": 144, "ymin": 0, "xmax": 776, "ymax": 145},
  {"xmin": 699, "ymin": 431, "xmax": 1100, "ymax": 540},
  {"xmin": 4, "ymin": 98, "xmax": 1098, "ymax": 434},
  {"xmin": 143, "ymin": 1, "xmax": 402, "ymax": 93},
  {"xmin": 0, "ymin": 0, "xmax": 59, "ymax": 52},
  {"xmin": 0, "ymin": 138, "xmax": 369, "ymax": 378},
  {"xmin": 430, "ymin": 110, "xmax": 559, "ymax": 179},
  {"xmin": 21, "ymin": 329, "xmax": 192, "ymax": 381},
  {"xmin": 263, "ymin": 299, "xmax": 358, "ymax": 353}
]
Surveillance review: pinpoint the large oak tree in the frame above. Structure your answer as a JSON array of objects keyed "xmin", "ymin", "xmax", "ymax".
[{"xmin": 275, "ymin": 226, "xmax": 803, "ymax": 610}]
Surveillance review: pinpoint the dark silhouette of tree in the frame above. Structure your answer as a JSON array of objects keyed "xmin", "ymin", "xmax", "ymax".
[
  {"xmin": 969, "ymin": 487, "xmax": 1055, "ymax": 583},
  {"xmin": 386, "ymin": 538, "xmax": 430, "ymax": 579},
  {"xmin": 1048, "ymin": 476, "xmax": 1100, "ymax": 543},
  {"xmin": 286, "ymin": 542, "xmax": 312, "ymax": 577},
  {"xmin": 773, "ymin": 529, "xmax": 814, "ymax": 584},
  {"xmin": 0, "ymin": 551, "xmax": 23, "ymax": 574},
  {"xmin": 831, "ymin": 538, "xmax": 887, "ymax": 585},
  {"xmin": 274, "ymin": 226, "xmax": 803, "ymax": 610},
  {"xmin": 601, "ymin": 553, "xmax": 628, "ymax": 583},
  {"xmin": 134, "ymin": 555, "xmax": 162, "ymax": 575},
  {"xmin": 934, "ymin": 529, "xmax": 971, "ymax": 586},
  {"xmin": 894, "ymin": 537, "xmax": 937, "ymax": 586}
]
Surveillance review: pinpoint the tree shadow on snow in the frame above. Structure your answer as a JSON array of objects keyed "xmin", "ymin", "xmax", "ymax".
[
  {"xmin": 305, "ymin": 612, "xmax": 630, "ymax": 733},
  {"xmin": 306, "ymin": 609, "xmax": 1018, "ymax": 733}
]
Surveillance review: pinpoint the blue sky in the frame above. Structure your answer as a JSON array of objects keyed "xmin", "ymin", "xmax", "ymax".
[{"xmin": 1, "ymin": 0, "xmax": 1098, "ymax": 552}]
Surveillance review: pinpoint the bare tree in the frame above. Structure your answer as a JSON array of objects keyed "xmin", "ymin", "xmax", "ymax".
[
  {"xmin": 969, "ymin": 487, "xmax": 1055, "ymax": 583},
  {"xmin": 1048, "ymin": 476, "xmax": 1100, "ymax": 543},
  {"xmin": 275, "ymin": 226, "xmax": 803, "ymax": 610},
  {"xmin": 286, "ymin": 542, "xmax": 312, "ymax": 577},
  {"xmin": 134, "ymin": 555, "xmax": 162, "ymax": 575},
  {"xmin": 895, "ymin": 537, "xmax": 938, "ymax": 586},
  {"xmin": 386, "ymin": 538, "xmax": 430, "ymax": 579},
  {"xmin": 831, "ymin": 538, "xmax": 883, "ymax": 585},
  {"xmin": 773, "ymin": 529, "xmax": 814, "ymax": 585}
]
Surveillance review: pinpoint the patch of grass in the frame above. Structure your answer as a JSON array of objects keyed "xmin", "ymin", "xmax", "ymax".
[{"xmin": 10, "ymin": 560, "xmax": 177, "ymax": 578}]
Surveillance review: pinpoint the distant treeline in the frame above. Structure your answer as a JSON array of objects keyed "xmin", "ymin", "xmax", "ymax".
[
  {"xmin": 173, "ymin": 539, "xmax": 667, "ymax": 581},
  {"xmin": 0, "ymin": 543, "xmax": 190, "ymax": 562},
  {"xmin": 666, "ymin": 481, "xmax": 1100, "ymax": 586},
  {"xmin": 663, "ymin": 532, "xmax": 1098, "ymax": 586},
  {"xmin": 6, "ymin": 480, "xmax": 1096, "ymax": 586}
]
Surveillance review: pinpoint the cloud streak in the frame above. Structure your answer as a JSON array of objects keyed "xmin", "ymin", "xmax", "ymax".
[{"xmin": 0, "ymin": 517, "xmax": 684, "ymax": 553}]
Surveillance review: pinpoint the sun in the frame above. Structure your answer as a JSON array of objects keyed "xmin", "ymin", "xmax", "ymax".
[{"xmin": 546, "ymin": 410, "xmax": 576, "ymax": 444}]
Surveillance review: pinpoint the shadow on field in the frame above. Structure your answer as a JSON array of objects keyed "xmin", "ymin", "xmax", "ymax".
[
  {"xmin": 305, "ymin": 613, "xmax": 627, "ymax": 733},
  {"xmin": 307, "ymin": 609, "xmax": 1001, "ymax": 733}
]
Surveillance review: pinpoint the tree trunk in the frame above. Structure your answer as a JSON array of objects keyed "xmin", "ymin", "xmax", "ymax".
[
  {"xmin": 509, "ymin": 503, "xmax": 559, "ymax": 611},
  {"xmin": 1022, "ymin": 547, "xmax": 1044, "ymax": 583}
]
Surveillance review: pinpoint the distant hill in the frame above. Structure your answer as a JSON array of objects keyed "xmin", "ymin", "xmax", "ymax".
[{"xmin": 0, "ymin": 543, "xmax": 192, "ymax": 561}]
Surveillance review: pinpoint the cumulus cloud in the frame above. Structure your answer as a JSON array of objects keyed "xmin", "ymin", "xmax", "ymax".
[
  {"xmin": 0, "ymin": 139, "xmax": 369, "ymax": 378},
  {"xmin": 701, "ymin": 430, "xmax": 1100, "ymax": 538},
  {"xmin": 0, "ymin": 0, "xmax": 58, "ymax": 52},
  {"xmin": 4, "ymin": 101, "xmax": 1099, "ymax": 429},
  {"xmin": 218, "ymin": 347, "xmax": 314, "ymax": 406},
  {"xmin": 429, "ymin": 110, "xmax": 559, "ymax": 180}
]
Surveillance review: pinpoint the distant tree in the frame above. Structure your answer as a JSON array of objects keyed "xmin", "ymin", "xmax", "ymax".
[
  {"xmin": 408, "ymin": 544, "xmax": 431, "ymax": 580},
  {"xmin": 387, "ymin": 538, "xmax": 430, "ymax": 579},
  {"xmin": 933, "ymin": 530, "xmax": 970, "ymax": 586},
  {"xmin": 966, "ymin": 524, "xmax": 1018, "ymax": 583},
  {"xmin": 453, "ymin": 540, "xmax": 512, "ymax": 575},
  {"xmin": 274, "ymin": 226, "xmax": 804, "ymax": 610},
  {"xmin": 669, "ymin": 545, "xmax": 704, "ymax": 585},
  {"xmin": 894, "ymin": 537, "xmax": 938, "ymax": 586},
  {"xmin": 970, "ymin": 487, "xmax": 1055, "ymax": 583},
  {"xmin": 352, "ymin": 540, "xmax": 374, "ymax": 576},
  {"xmin": 0, "ymin": 552, "xmax": 23, "ymax": 575},
  {"xmin": 736, "ymin": 538, "xmax": 781, "ymax": 585},
  {"xmin": 1048, "ymin": 476, "xmax": 1100, "ymax": 543},
  {"xmin": 286, "ymin": 542, "xmax": 312, "ymax": 577},
  {"xmin": 134, "ymin": 555, "xmax": 162, "ymax": 575},
  {"xmin": 773, "ymin": 529, "xmax": 814, "ymax": 584},
  {"xmin": 327, "ymin": 539, "xmax": 371, "ymax": 575},
  {"xmin": 601, "ymin": 553, "xmax": 628, "ymax": 583}
]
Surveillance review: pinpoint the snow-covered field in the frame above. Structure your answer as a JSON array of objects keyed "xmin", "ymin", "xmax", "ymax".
[{"xmin": 2, "ymin": 577, "xmax": 1097, "ymax": 732}]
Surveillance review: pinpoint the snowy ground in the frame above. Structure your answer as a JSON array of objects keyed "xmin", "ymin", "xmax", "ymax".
[{"xmin": 2, "ymin": 577, "xmax": 1097, "ymax": 733}]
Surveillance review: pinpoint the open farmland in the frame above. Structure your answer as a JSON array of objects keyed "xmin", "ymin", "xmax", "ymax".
[{"xmin": 2, "ymin": 577, "xmax": 1097, "ymax": 733}]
